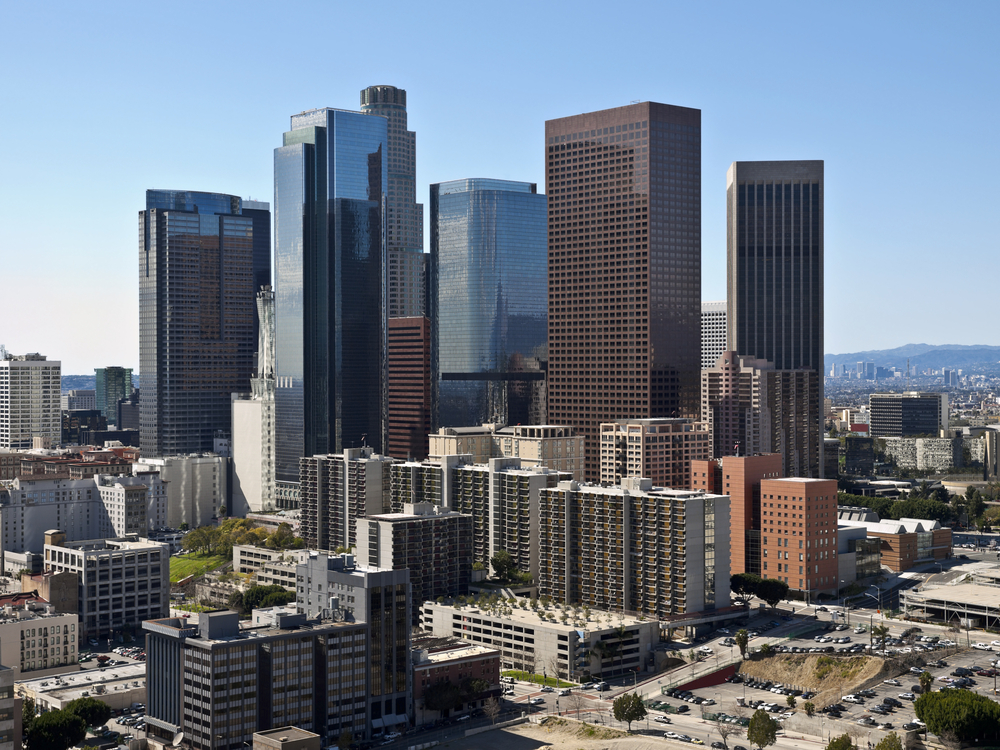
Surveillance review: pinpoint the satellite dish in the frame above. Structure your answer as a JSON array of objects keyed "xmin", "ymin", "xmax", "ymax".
[{"xmin": 172, "ymin": 732, "xmax": 185, "ymax": 747}]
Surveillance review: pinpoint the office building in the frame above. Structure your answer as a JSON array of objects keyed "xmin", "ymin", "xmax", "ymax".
[
  {"xmin": 538, "ymin": 478, "xmax": 729, "ymax": 618},
  {"xmin": 139, "ymin": 190, "xmax": 255, "ymax": 457},
  {"xmin": 546, "ymin": 102, "xmax": 702, "ymax": 481},
  {"xmin": 387, "ymin": 317, "xmax": 431, "ymax": 461},
  {"xmin": 388, "ymin": 248, "xmax": 427, "ymax": 318},
  {"xmin": 60, "ymin": 390, "xmax": 95, "ymax": 411},
  {"xmin": 274, "ymin": 107, "xmax": 388, "ymax": 491},
  {"xmin": 411, "ymin": 635, "xmax": 500, "ymax": 726},
  {"xmin": 759, "ymin": 477, "xmax": 837, "ymax": 597},
  {"xmin": 428, "ymin": 423, "xmax": 585, "ymax": 479},
  {"xmin": 0, "ymin": 592, "xmax": 78, "ymax": 678},
  {"xmin": 132, "ymin": 454, "xmax": 226, "ymax": 530},
  {"xmin": 232, "ymin": 289, "xmax": 278, "ymax": 515},
  {"xmin": 360, "ymin": 85, "xmax": 422, "ymax": 254},
  {"xmin": 61, "ymin": 409, "xmax": 107, "ymax": 445},
  {"xmin": 0, "ymin": 353, "xmax": 61, "ymax": 450},
  {"xmin": 95, "ymin": 367, "xmax": 133, "ymax": 423},
  {"xmin": 253, "ymin": 728, "xmax": 320, "ymax": 750},
  {"xmin": 144, "ymin": 610, "xmax": 376, "ymax": 750},
  {"xmin": 690, "ymin": 454, "xmax": 783, "ymax": 577},
  {"xmin": 356, "ymin": 502, "xmax": 473, "ymax": 623},
  {"xmin": 869, "ymin": 392, "xmax": 949, "ymax": 438},
  {"xmin": 702, "ymin": 351, "xmax": 820, "ymax": 478},
  {"xmin": 241, "ymin": 199, "xmax": 272, "ymax": 347},
  {"xmin": 430, "ymin": 179, "xmax": 547, "ymax": 429},
  {"xmin": 117, "ymin": 390, "xmax": 140, "ymax": 430},
  {"xmin": 295, "ymin": 553, "xmax": 411, "ymax": 730},
  {"xmin": 726, "ymin": 161, "xmax": 824, "ymax": 472},
  {"xmin": 701, "ymin": 301, "xmax": 727, "ymax": 370},
  {"xmin": 598, "ymin": 417, "xmax": 710, "ymax": 488},
  {"xmin": 43, "ymin": 531, "xmax": 168, "ymax": 639},
  {"xmin": 299, "ymin": 448, "xmax": 395, "ymax": 552}
]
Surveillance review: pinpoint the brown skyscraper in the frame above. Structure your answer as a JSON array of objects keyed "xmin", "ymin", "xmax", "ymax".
[
  {"xmin": 546, "ymin": 102, "xmax": 701, "ymax": 479},
  {"xmin": 388, "ymin": 316, "xmax": 431, "ymax": 460}
]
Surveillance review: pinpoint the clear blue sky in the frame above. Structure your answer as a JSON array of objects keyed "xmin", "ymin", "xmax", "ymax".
[{"xmin": 2, "ymin": 1, "xmax": 997, "ymax": 374}]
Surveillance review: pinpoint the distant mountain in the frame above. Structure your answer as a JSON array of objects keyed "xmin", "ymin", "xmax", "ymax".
[
  {"xmin": 62, "ymin": 375, "xmax": 96, "ymax": 392},
  {"xmin": 825, "ymin": 344, "xmax": 1000, "ymax": 371}
]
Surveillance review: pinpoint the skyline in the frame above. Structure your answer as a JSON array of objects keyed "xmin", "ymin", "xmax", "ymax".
[{"xmin": 2, "ymin": 1, "xmax": 998, "ymax": 373}]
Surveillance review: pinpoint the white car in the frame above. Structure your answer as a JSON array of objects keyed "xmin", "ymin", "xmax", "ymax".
[
  {"xmin": 528, "ymin": 696, "xmax": 544, "ymax": 705},
  {"xmin": 899, "ymin": 692, "xmax": 916, "ymax": 700},
  {"xmin": 973, "ymin": 643, "xmax": 992, "ymax": 651},
  {"xmin": 558, "ymin": 688, "xmax": 571, "ymax": 696},
  {"xmin": 655, "ymin": 715, "xmax": 672, "ymax": 724},
  {"xmin": 883, "ymin": 679, "xmax": 901, "ymax": 686},
  {"xmin": 990, "ymin": 640, "xmax": 1000, "ymax": 647}
]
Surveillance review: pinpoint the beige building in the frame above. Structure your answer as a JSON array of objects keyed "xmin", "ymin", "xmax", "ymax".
[
  {"xmin": 18, "ymin": 662, "xmax": 145, "ymax": 712},
  {"xmin": 0, "ymin": 592, "xmax": 79, "ymax": 678},
  {"xmin": 429, "ymin": 424, "xmax": 585, "ymax": 480},
  {"xmin": 253, "ymin": 727, "xmax": 320, "ymax": 750},
  {"xmin": 0, "ymin": 666, "xmax": 14, "ymax": 750},
  {"xmin": 0, "ymin": 353, "xmax": 61, "ymax": 451},
  {"xmin": 419, "ymin": 601, "xmax": 659, "ymax": 682},
  {"xmin": 599, "ymin": 418, "xmax": 710, "ymax": 489}
]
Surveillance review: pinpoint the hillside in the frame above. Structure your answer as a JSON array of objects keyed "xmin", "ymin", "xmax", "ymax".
[
  {"xmin": 739, "ymin": 653, "xmax": 887, "ymax": 707},
  {"xmin": 825, "ymin": 344, "xmax": 1000, "ymax": 371}
]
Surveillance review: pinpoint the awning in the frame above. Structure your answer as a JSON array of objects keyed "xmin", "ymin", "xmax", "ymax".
[
  {"xmin": 371, "ymin": 719, "xmax": 384, "ymax": 729},
  {"xmin": 384, "ymin": 714, "xmax": 407, "ymax": 726}
]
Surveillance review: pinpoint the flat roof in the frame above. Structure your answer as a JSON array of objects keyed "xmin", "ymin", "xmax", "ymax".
[
  {"xmin": 428, "ymin": 601, "xmax": 651, "ymax": 632},
  {"xmin": 904, "ymin": 583, "xmax": 1000, "ymax": 609},
  {"xmin": 254, "ymin": 727, "xmax": 319, "ymax": 742}
]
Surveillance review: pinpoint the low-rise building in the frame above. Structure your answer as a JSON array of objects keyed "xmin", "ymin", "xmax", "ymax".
[
  {"xmin": 20, "ymin": 571, "xmax": 79, "ymax": 614},
  {"xmin": 17, "ymin": 662, "xmax": 145, "ymax": 712},
  {"xmin": 837, "ymin": 508, "xmax": 952, "ymax": 572},
  {"xmin": 419, "ymin": 601, "xmax": 658, "ymax": 682},
  {"xmin": 252, "ymin": 727, "xmax": 320, "ymax": 750},
  {"xmin": 0, "ymin": 591, "xmax": 78, "ymax": 678},
  {"xmin": 0, "ymin": 665, "xmax": 15, "ymax": 750},
  {"xmin": 411, "ymin": 634, "xmax": 500, "ymax": 726}
]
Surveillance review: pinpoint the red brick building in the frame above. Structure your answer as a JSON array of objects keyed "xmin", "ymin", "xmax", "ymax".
[
  {"xmin": 388, "ymin": 317, "xmax": 431, "ymax": 461},
  {"xmin": 412, "ymin": 635, "xmax": 500, "ymax": 725}
]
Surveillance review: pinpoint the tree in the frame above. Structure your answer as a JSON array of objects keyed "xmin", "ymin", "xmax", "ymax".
[
  {"xmin": 423, "ymin": 679, "xmax": 464, "ymax": 712},
  {"xmin": 746, "ymin": 708, "xmax": 779, "ymax": 750},
  {"xmin": 611, "ymin": 692, "xmax": 646, "ymax": 732},
  {"xmin": 825, "ymin": 734, "xmax": 852, "ymax": 750},
  {"xmin": 22, "ymin": 696, "xmax": 36, "ymax": 733},
  {"xmin": 872, "ymin": 624, "xmax": 890, "ymax": 653},
  {"xmin": 483, "ymin": 697, "xmax": 501, "ymax": 725},
  {"xmin": 735, "ymin": 629, "xmax": 750, "ymax": 659},
  {"xmin": 919, "ymin": 670, "xmax": 933, "ymax": 694},
  {"xmin": 756, "ymin": 578, "xmax": 789, "ymax": 610},
  {"xmin": 64, "ymin": 697, "xmax": 111, "ymax": 728},
  {"xmin": 803, "ymin": 701, "xmax": 815, "ymax": 717},
  {"xmin": 714, "ymin": 717, "xmax": 741, "ymax": 749},
  {"xmin": 242, "ymin": 584, "xmax": 293, "ymax": 612},
  {"xmin": 730, "ymin": 573, "xmax": 762, "ymax": 606},
  {"xmin": 874, "ymin": 733, "xmax": 903, "ymax": 750},
  {"xmin": 490, "ymin": 550, "xmax": 517, "ymax": 581},
  {"xmin": 25, "ymin": 711, "xmax": 86, "ymax": 750},
  {"xmin": 567, "ymin": 691, "xmax": 588, "ymax": 720},
  {"xmin": 785, "ymin": 695, "xmax": 796, "ymax": 709},
  {"xmin": 337, "ymin": 730, "xmax": 353, "ymax": 750},
  {"xmin": 914, "ymin": 689, "xmax": 1000, "ymax": 743},
  {"xmin": 758, "ymin": 643, "xmax": 773, "ymax": 655},
  {"xmin": 227, "ymin": 590, "xmax": 245, "ymax": 614}
]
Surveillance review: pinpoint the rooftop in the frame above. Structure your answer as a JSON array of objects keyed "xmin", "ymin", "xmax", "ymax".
[
  {"xmin": 254, "ymin": 727, "xmax": 320, "ymax": 744},
  {"xmin": 427, "ymin": 600, "xmax": 650, "ymax": 633},
  {"xmin": 17, "ymin": 663, "xmax": 145, "ymax": 702},
  {"xmin": 904, "ymin": 583, "xmax": 1000, "ymax": 609}
]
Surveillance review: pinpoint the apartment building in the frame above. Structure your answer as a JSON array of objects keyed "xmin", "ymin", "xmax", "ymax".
[
  {"xmin": 428, "ymin": 424, "xmax": 585, "ymax": 480},
  {"xmin": 0, "ymin": 354, "xmax": 61, "ymax": 451},
  {"xmin": 0, "ymin": 591, "xmax": 79, "ymax": 678},
  {"xmin": 420, "ymin": 601, "xmax": 658, "ymax": 682},
  {"xmin": 299, "ymin": 448, "xmax": 396, "ymax": 552},
  {"xmin": 0, "ymin": 450, "xmax": 20, "ymax": 481},
  {"xmin": 599, "ymin": 418, "xmax": 710, "ymax": 489},
  {"xmin": 43, "ymin": 531, "xmax": 169, "ymax": 638},
  {"xmin": 538, "ymin": 479, "xmax": 730, "ymax": 619},
  {"xmin": 759, "ymin": 477, "xmax": 838, "ymax": 596},
  {"xmin": 356, "ymin": 503, "xmax": 473, "ymax": 623},
  {"xmin": 0, "ymin": 666, "xmax": 15, "ymax": 750},
  {"xmin": 144, "ymin": 610, "xmax": 377, "ymax": 750}
]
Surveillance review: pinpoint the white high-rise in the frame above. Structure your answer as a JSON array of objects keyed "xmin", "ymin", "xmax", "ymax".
[
  {"xmin": 0, "ymin": 353, "xmax": 61, "ymax": 450},
  {"xmin": 701, "ymin": 301, "xmax": 727, "ymax": 369}
]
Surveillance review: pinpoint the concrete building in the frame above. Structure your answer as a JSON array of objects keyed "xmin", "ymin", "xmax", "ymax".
[
  {"xmin": 253, "ymin": 727, "xmax": 320, "ymax": 750},
  {"xmin": 880, "ymin": 436, "xmax": 962, "ymax": 471},
  {"xmin": 428, "ymin": 423, "xmax": 585, "ymax": 480},
  {"xmin": 232, "ymin": 288, "xmax": 277, "ymax": 515},
  {"xmin": 60, "ymin": 390, "xmax": 96, "ymax": 411},
  {"xmin": 356, "ymin": 503, "xmax": 473, "ymax": 623},
  {"xmin": 21, "ymin": 570, "xmax": 79, "ymax": 613},
  {"xmin": 727, "ymin": 161, "xmax": 825, "ymax": 474},
  {"xmin": 702, "ymin": 351, "xmax": 820, "ymax": 478},
  {"xmin": 43, "ymin": 531, "xmax": 169, "ymax": 639},
  {"xmin": 143, "ymin": 610, "xmax": 379, "ymax": 750},
  {"xmin": 233, "ymin": 545, "xmax": 310, "ymax": 575},
  {"xmin": 387, "ymin": 249, "xmax": 427, "ymax": 318},
  {"xmin": 598, "ymin": 418, "xmax": 710, "ymax": 489},
  {"xmin": 701, "ymin": 301, "xmax": 727, "ymax": 370},
  {"xmin": 0, "ymin": 591, "xmax": 78, "ymax": 678},
  {"xmin": 411, "ymin": 635, "xmax": 499, "ymax": 726},
  {"xmin": 299, "ymin": 448, "xmax": 396, "ymax": 552},
  {"xmin": 759, "ymin": 477, "xmax": 838, "ymax": 597},
  {"xmin": 0, "ymin": 450, "xmax": 20, "ymax": 481},
  {"xmin": 869, "ymin": 392, "xmax": 949, "ymax": 439},
  {"xmin": 420, "ymin": 601, "xmax": 659, "ymax": 682},
  {"xmin": 133, "ymin": 454, "xmax": 227, "ymax": 529},
  {"xmin": 691, "ymin": 453, "xmax": 783, "ymax": 578},
  {"xmin": 0, "ymin": 353, "xmax": 61, "ymax": 450},
  {"xmin": 139, "ymin": 191, "xmax": 255, "ymax": 457},
  {"xmin": 0, "ymin": 665, "xmax": 15, "ymax": 750},
  {"xmin": 546, "ymin": 103, "xmax": 703, "ymax": 481},
  {"xmin": 538, "ymin": 478, "xmax": 730, "ymax": 618},
  {"xmin": 837, "ymin": 508, "xmax": 952, "ymax": 572},
  {"xmin": 18, "ymin": 662, "xmax": 145, "ymax": 713},
  {"xmin": 387, "ymin": 317, "xmax": 431, "ymax": 461}
]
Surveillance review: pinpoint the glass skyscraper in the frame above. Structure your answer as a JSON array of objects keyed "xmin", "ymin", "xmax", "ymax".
[
  {"xmin": 95, "ymin": 366, "xmax": 133, "ymax": 422},
  {"xmin": 273, "ymin": 108, "xmax": 388, "ymax": 485},
  {"xmin": 429, "ymin": 179, "xmax": 547, "ymax": 429},
  {"xmin": 139, "ymin": 190, "xmax": 255, "ymax": 457}
]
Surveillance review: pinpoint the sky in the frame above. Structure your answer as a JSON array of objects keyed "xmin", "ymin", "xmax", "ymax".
[{"xmin": 2, "ymin": 1, "xmax": 997, "ymax": 374}]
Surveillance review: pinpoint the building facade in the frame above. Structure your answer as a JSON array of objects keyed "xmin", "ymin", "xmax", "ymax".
[
  {"xmin": 387, "ymin": 317, "xmax": 431, "ymax": 461},
  {"xmin": 139, "ymin": 190, "xmax": 255, "ymax": 457},
  {"xmin": 701, "ymin": 301, "xmax": 727, "ymax": 370},
  {"xmin": 428, "ymin": 423, "xmax": 585, "ymax": 479},
  {"xmin": 274, "ymin": 107, "xmax": 388, "ymax": 485},
  {"xmin": 598, "ymin": 418, "xmax": 710, "ymax": 489},
  {"xmin": 95, "ymin": 367, "xmax": 133, "ymax": 423},
  {"xmin": 387, "ymin": 249, "xmax": 427, "ymax": 318},
  {"xmin": 546, "ymin": 102, "xmax": 703, "ymax": 480},
  {"xmin": 411, "ymin": 635, "xmax": 500, "ymax": 726},
  {"xmin": 869, "ymin": 392, "xmax": 949, "ymax": 438},
  {"xmin": 726, "ymin": 161, "xmax": 825, "ymax": 473},
  {"xmin": 0, "ymin": 353, "xmax": 61, "ymax": 450},
  {"xmin": 240, "ymin": 199, "xmax": 272, "ymax": 347},
  {"xmin": 0, "ymin": 593, "xmax": 78, "ymax": 679},
  {"xmin": 430, "ymin": 178, "xmax": 547, "ymax": 430},
  {"xmin": 133, "ymin": 455, "xmax": 226, "ymax": 530},
  {"xmin": 60, "ymin": 390, "xmax": 96, "ymax": 411}
]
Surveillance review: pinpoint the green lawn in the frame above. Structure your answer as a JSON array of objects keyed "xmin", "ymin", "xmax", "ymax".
[
  {"xmin": 501, "ymin": 670, "xmax": 577, "ymax": 688},
  {"xmin": 169, "ymin": 552, "xmax": 229, "ymax": 582}
]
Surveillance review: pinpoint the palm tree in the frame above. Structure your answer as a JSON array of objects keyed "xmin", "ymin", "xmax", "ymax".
[
  {"xmin": 591, "ymin": 640, "xmax": 612, "ymax": 679},
  {"xmin": 919, "ymin": 670, "xmax": 933, "ymax": 695},
  {"xmin": 735, "ymin": 629, "xmax": 750, "ymax": 659},
  {"xmin": 614, "ymin": 625, "xmax": 629, "ymax": 674},
  {"xmin": 872, "ymin": 624, "xmax": 890, "ymax": 655}
]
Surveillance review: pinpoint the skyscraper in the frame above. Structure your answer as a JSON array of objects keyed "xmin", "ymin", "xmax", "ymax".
[
  {"xmin": 0, "ymin": 353, "xmax": 60, "ymax": 450},
  {"xmin": 139, "ymin": 190, "xmax": 255, "ymax": 458},
  {"xmin": 726, "ymin": 161, "xmax": 824, "ymax": 472},
  {"xmin": 273, "ymin": 107, "xmax": 388, "ymax": 488},
  {"xmin": 387, "ymin": 316, "xmax": 431, "ymax": 460},
  {"xmin": 95, "ymin": 366, "xmax": 133, "ymax": 422},
  {"xmin": 241, "ymin": 199, "xmax": 272, "ymax": 344},
  {"xmin": 700, "ymin": 301, "xmax": 727, "ymax": 369},
  {"xmin": 546, "ymin": 102, "xmax": 702, "ymax": 480},
  {"xmin": 429, "ymin": 179, "xmax": 547, "ymax": 429},
  {"xmin": 360, "ymin": 85, "xmax": 423, "ymax": 253}
]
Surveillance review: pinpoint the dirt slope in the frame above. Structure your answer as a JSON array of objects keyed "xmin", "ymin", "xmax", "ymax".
[{"xmin": 738, "ymin": 654, "xmax": 887, "ymax": 707}]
